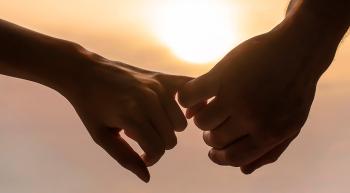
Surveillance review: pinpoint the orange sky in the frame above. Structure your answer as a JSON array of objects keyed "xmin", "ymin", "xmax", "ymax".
[{"xmin": 0, "ymin": 1, "xmax": 349, "ymax": 193}]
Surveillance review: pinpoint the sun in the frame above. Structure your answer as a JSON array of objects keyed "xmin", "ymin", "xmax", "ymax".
[{"xmin": 152, "ymin": 0, "xmax": 238, "ymax": 65}]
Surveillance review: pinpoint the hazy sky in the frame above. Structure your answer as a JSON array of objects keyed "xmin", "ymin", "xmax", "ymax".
[{"xmin": 0, "ymin": 1, "xmax": 349, "ymax": 193}]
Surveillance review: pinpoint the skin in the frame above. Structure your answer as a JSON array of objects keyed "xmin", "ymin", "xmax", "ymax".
[
  {"xmin": 179, "ymin": 0, "xmax": 349, "ymax": 174},
  {"xmin": 0, "ymin": 20, "xmax": 191, "ymax": 182},
  {"xmin": 0, "ymin": 0, "xmax": 349, "ymax": 184}
]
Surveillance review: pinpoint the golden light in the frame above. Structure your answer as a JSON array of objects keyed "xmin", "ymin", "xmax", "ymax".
[{"xmin": 152, "ymin": 0, "xmax": 238, "ymax": 65}]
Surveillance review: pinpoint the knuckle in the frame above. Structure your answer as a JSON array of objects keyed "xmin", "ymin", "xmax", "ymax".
[
  {"xmin": 193, "ymin": 115, "xmax": 209, "ymax": 130},
  {"xmin": 150, "ymin": 73, "xmax": 165, "ymax": 84},
  {"xmin": 149, "ymin": 81, "xmax": 163, "ymax": 94},
  {"xmin": 230, "ymin": 157, "xmax": 247, "ymax": 167},
  {"xmin": 165, "ymin": 136, "xmax": 178, "ymax": 150},
  {"xmin": 153, "ymin": 147, "xmax": 165, "ymax": 158},
  {"xmin": 225, "ymin": 153, "xmax": 241, "ymax": 167},
  {"xmin": 88, "ymin": 127, "xmax": 109, "ymax": 146},
  {"xmin": 291, "ymin": 115, "xmax": 308, "ymax": 131},
  {"xmin": 150, "ymin": 141, "xmax": 166, "ymax": 155},
  {"xmin": 203, "ymin": 132, "xmax": 225, "ymax": 149},
  {"xmin": 270, "ymin": 156, "xmax": 279, "ymax": 163},
  {"xmin": 145, "ymin": 87, "xmax": 158, "ymax": 96},
  {"xmin": 91, "ymin": 134, "xmax": 104, "ymax": 146}
]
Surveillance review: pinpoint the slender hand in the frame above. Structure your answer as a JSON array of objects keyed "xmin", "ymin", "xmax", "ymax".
[
  {"xmin": 65, "ymin": 57, "xmax": 190, "ymax": 182},
  {"xmin": 179, "ymin": 0, "xmax": 349, "ymax": 174},
  {"xmin": 0, "ymin": 20, "xmax": 191, "ymax": 182}
]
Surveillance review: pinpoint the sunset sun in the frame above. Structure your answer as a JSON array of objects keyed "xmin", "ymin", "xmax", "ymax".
[{"xmin": 153, "ymin": 0, "xmax": 238, "ymax": 64}]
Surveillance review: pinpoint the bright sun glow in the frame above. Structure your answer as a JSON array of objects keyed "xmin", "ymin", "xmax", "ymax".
[{"xmin": 153, "ymin": 0, "xmax": 238, "ymax": 64}]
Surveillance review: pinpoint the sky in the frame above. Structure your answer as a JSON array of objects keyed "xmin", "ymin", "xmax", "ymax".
[{"xmin": 0, "ymin": 0, "xmax": 350, "ymax": 193}]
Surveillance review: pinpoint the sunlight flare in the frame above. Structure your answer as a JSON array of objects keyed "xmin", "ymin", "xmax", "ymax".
[{"xmin": 153, "ymin": 0, "xmax": 238, "ymax": 64}]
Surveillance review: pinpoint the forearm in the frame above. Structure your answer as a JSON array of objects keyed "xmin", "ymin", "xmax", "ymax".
[
  {"xmin": 302, "ymin": 0, "xmax": 349, "ymax": 23},
  {"xmin": 284, "ymin": 0, "xmax": 349, "ymax": 50},
  {"xmin": 0, "ymin": 19, "xmax": 86, "ymax": 92},
  {"xmin": 279, "ymin": 0, "xmax": 349, "ymax": 79},
  {"xmin": 287, "ymin": 0, "xmax": 349, "ymax": 26}
]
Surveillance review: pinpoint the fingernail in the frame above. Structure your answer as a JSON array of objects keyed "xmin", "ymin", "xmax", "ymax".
[
  {"xmin": 136, "ymin": 170, "xmax": 150, "ymax": 183},
  {"xmin": 132, "ymin": 161, "xmax": 150, "ymax": 183},
  {"xmin": 141, "ymin": 154, "xmax": 156, "ymax": 167},
  {"xmin": 141, "ymin": 172, "xmax": 150, "ymax": 183},
  {"xmin": 242, "ymin": 168, "xmax": 254, "ymax": 175},
  {"xmin": 130, "ymin": 163, "xmax": 150, "ymax": 183},
  {"xmin": 186, "ymin": 111, "xmax": 193, "ymax": 119},
  {"xmin": 208, "ymin": 150, "xmax": 215, "ymax": 159},
  {"xmin": 208, "ymin": 150, "xmax": 225, "ymax": 165}
]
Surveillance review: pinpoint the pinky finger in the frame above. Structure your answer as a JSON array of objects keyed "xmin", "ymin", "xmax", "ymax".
[{"xmin": 99, "ymin": 132, "xmax": 150, "ymax": 183}]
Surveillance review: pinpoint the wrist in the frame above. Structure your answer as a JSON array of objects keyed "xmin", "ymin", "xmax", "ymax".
[
  {"xmin": 280, "ymin": 1, "xmax": 349, "ymax": 42},
  {"xmin": 301, "ymin": 0, "xmax": 349, "ymax": 26},
  {"xmin": 28, "ymin": 40, "xmax": 88, "ymax": 94},
  {"xmin": 271, "ymin": 2, "xmax": 349, "ymax": 82},
  {"xmin": 54, "ymin": 45, "xmax": 135, "ymax": 101},
  {"xmin": 47, "ymin": 42, "xmax": 104, "ymax": 98}
]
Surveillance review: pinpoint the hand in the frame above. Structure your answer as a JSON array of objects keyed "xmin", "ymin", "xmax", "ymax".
[
  {"xmin": 60, "ymin": 49, "xmax": 191, "ymax": 182},
  {"xmin": 178, "ymin": 22, "xmax": 337, "ymax": 174}
]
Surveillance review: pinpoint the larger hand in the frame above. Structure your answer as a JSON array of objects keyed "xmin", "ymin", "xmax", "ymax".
[{"xmin": 178, "ymin": 10, "xmax": 346, "ymax": 173}]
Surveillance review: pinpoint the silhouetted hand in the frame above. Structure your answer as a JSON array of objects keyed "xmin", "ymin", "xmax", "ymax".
[
  {"xmin": 60, "ymin": 50, "xmax": 191, "ymax": 182},
  {"xmin": 0, "ymin": 19, "xmax": 193, "ymax": 183},
  {"xmin": 178, "ymin": 20, "xmax": 339, "ymax": 174}
]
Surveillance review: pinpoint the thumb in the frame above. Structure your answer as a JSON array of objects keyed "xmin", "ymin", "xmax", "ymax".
[{"xmin": 178, "ymin": 72, "xmax": 219, "ymax": 108}]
